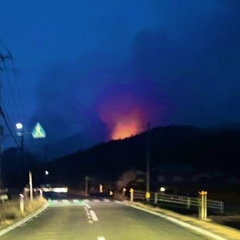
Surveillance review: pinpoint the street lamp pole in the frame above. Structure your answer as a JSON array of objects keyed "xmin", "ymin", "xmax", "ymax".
[
  {"xmin": 16, "ymin": 123, "xmax": 24, "ymax": 187},
  {"xmin": 85, "ymin": 176, "xmax": 89, "ymax": 194},
  {"xmin": 146, "ymin": 123, "xmax": 150, "ymax": 199},
  {"xmin": 16, "ymin": 123, "xmax": 24, "ymax": 152},
  {"xmin": 20, "ymin": 133, "xmax": 24, "ymax": 153}
]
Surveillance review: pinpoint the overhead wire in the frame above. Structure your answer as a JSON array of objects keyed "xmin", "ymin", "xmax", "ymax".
[
  {"xmin": 0, "ymin": 39, "xmax": 24, "ymax": 148},
  {"xmin": 10, "ymin": 57, "xmax": 27, "ymax": 121},
  {"xmin": 0, "ymin": 40, "xmax": 23, "ymax": 118},
  {"xmin": 0, "ymin": 106, "xmax": 20, "ymax": 148},
  {"xmin": 2, "ymin": 60, "xmax": 22, "ymax": 120}
]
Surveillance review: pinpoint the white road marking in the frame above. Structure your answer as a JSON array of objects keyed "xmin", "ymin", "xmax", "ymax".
[
  {"xmin": 90, "ymin": 210, "xmax": 99, "ymax": 221},
  {"xmin": 0, "ymin": 201, "xmax": 49, "ymax": 237},
  {"xmin": 18, "ymin": 223, "xmax": 27, "ymax": 227},
  {"xmin": 73, "ymin": 199, "xmax": 79, "ymax": 203},
  {"xmin": 84, "ymin": 202, "xmax": 91, "ymax": 209},
  {"xmin": 103, "ymin": 199, "xmax": 110, "ymax": 202},
  {"xmin": 62, "ymin": 200, "xmax": 69, "ymax": 204},
  {"xmin": 84, "ymin": 207, "xmax": 92, "ymax": 221},
  {"xmin": 83, "ymin": 199, "xmax": 90, "ymax": 203},
  {"xmin": 52, "ymin": 200, "xmax": 58, "ymax": 204},
  {"xmin": 97, "ymin": 237, "xmax": 105, "ymax": 240},
  {"xmin": 119, "ymin": 203, "xmax": 227, "ymax": 240},
  {"xmin": 93, "ymin": 199, "xmax": 100, "ymax": 202}
]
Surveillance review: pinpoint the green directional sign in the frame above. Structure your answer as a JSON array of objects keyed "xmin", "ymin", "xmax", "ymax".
[{"xmin": 32, "ymin": 122, "xmax": 46, "ymax": 139}]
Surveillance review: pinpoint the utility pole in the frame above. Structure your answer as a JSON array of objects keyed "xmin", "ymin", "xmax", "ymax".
[
  {"xmin": 0, "ymin": 124, "xmax": 3, "ymax": 190},
  {"xmin": 0, "ymin": 51, "xmax": 12, "ymax": 190},
  {"xmin": 20, "ymin": 132, "xmax": 24, "ymax": 153},
  {"xmin": 146, "ymin": 123, "xmax": 150, "ymax": 200},
  {"xmin": 0, "ymin": 60, "xmax": 4, "ymax": 190},
  {"xmin": 85, "ymin": 176, "xmax": 89, "ymax": 194}
]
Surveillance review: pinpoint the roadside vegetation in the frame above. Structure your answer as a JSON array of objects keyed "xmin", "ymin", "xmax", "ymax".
[{"xmin": 0, "ymin": 196, "xmax": 47, "ymax": 230}]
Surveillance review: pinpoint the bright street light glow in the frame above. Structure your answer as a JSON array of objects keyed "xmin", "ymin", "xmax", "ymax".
[
  {"xmin": 16, "ymin": 123, "xmax": 23, "ymax": 129},
  {"xmin": 45, "ymin": 171, "xmax": 49, "ymax": 175},
  {"xmin": 160, "ymin": 187, "xmax": 166, "ymax": 192}
]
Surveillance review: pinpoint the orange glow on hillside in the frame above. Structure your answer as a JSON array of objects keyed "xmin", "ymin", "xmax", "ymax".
[
  {"xmin": 112, "ymin": 122, "xmax": 138, "ymax": 140},
  {"xmin": 111, "ymin": 111, "xmax": 143, "ymax": 140},
  {"xmin": 97, "ymin": 87, "xmax": 167, "ymax": 141}
]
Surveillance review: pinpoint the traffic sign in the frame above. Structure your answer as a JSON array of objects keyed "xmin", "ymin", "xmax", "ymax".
[{"xmin": 32, "ymin": 122, "xmax": 46, "ymax": 139}]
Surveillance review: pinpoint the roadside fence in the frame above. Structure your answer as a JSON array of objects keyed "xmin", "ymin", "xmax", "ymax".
[{"xmin": 126, "ymin": 189, "xmax": 224, "ymax": 220}]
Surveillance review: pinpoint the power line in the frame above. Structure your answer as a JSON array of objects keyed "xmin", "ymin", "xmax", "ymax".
[
  {"xmin": 0, "ymin": 107, "xmax": 20, "ymax": 148},
  {"xmin": 10, "ymin": 57, "xmax": 27, "ymax": 121},
  {"xmin": 2, "ymin": 60, "xmax": 22, "ymax": 119},
  {"xmin": 0, "ymin": 40, "xmax": 26, "ymax": 125},
  {"xmin": 0, "ymin": 39, "xmax": 21, "ymax": 148}
]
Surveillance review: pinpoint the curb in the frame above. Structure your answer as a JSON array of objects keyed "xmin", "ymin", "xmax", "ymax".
[
  {"xmin": 116, "ymin": 201, "xmax": 227, "ymax": 240},
  {"xmin": 0, "ymin": 200, "xmax": 49, "ymax": 237}
]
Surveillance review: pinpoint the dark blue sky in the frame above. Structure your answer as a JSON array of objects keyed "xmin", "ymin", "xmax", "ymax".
[{"xmin": 1, "ymin": 0, "xmax": 240, "ymax": 151}]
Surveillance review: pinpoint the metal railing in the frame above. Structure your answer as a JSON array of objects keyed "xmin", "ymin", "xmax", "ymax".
[{"xmin": 131, "ymin": 190, "xmax": 224, "ymax": 216}]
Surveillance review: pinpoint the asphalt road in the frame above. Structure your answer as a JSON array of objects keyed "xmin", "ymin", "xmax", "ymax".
[{"xmin": 0, "ymin": 193, "xmax": 211, "ymax": 240}]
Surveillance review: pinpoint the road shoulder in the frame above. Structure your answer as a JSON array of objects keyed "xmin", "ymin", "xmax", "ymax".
[
  {"xmin": 117, "ymin": 201, "xmax": 240, "ymax": 240},
  {"xmin": 0, "ymin": 200, "xmax": 49, "ymax": 237}
]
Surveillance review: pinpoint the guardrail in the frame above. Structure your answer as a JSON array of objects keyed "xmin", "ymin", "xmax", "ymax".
[{"xmin": 129, "ymin": 189, "xmax": 224, "ymax": 219}]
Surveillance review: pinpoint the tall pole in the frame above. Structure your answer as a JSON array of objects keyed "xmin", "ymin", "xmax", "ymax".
[
  {"xmin": 19, "ymin": 132, "xmax": 24, "ymax": 187},
  {"xmin": 0, "ymin": 66, "xmax": 3, "ymax": 190},
  {"xmin": 0, "ymin": 81, "xmax": 3, "ymax": 189},
  {"xmin": 29, "ymin": 171, "xmax": 33, "ymax": 201},
  {"xmin": 146, "ymin": 123, "xmax": 150, "ymax": 199},
  {"xmin": 20, "ymin": 133, "xmax": 24, "ymax": 153},
  {"xmin": 16, "ymin": 123, "xmax": 24, "ymax": 186},
  {"xmin": 0, "ymin": 124, "xmax": 3, "ymax": 190},
  {"xmin": 0, "ymin": 62, "xmax": 3, "ymax": 190},
  {"xmin": 0, "ymin": 50, "xmax": 13, "ymax": 190},
  {"xmin": 85, "ymin": 176, "xmax": 89, "ymax": 194}
]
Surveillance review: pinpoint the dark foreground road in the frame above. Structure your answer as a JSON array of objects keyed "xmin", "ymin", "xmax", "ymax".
[{"xmin": 0, "ymin": 194, "xmax": 211, "ymax": 240}]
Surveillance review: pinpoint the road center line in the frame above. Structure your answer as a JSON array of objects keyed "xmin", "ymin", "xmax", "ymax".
[
  {"xmin": 90, "ymin": 210, "xmax": 99, "ymax": 221},
  {"xmin": 97, "ymin": 237, "xmax": 105, "ymax": 240},
  {"xmin": 84, "ymin": 202, "xmax": 91, "ymax": 209}
]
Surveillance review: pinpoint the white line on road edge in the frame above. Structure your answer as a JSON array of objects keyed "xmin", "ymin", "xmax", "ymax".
[
  {"xmin": 117, "ymin": 202, "xmax": 227, "ymax": 240},
  {"xmin": 90, "ymin": 210, "xmax": 99, "ymax": 221},
  {"xmin": 97, "ymin": 237, "xmax": 105, "ymax": 240},
  {"xmin": 0, "ymin": 201, "xmax": 49, "ymax": 237}
]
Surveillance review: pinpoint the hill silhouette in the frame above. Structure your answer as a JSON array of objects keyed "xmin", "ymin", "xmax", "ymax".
[
  {"xmin": 2, "ymin": 124, "xmax": 240, "ymax": 189},
  {"xmin": 43, "ymin": 124, "xmax": 240, "ymax": 187}
]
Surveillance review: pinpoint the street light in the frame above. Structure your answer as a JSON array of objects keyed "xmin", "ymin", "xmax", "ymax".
[
  {"xmin": 16, "ymin": 122, "xmax": 25, "ymax": 188},
  {"xmin": 16, "ymin": 123, "xmax": 23, "ymax": 130},
  {"xmin": 16, "ymin": 123, "xmax": 24, "ymax": 152}
]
